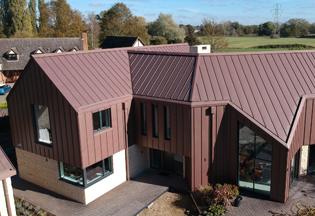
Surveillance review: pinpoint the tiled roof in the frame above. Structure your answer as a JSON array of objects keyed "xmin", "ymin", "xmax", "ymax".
[
  {"xmin": 100, "ymin": 36, "xmax": 145, "ymax": 49},
  {"xmin": 0, "ymin": 37, "xmax": 84, "ymax": 71},
  {"xmin": 31, "ymin": 43, "xmax": 190, "ymax": 112}
]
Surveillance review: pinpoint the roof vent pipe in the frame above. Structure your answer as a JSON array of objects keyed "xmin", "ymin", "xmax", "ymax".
[{"xmin": 190, "ymin": 45, "xmax": 211, "ymax": 54}]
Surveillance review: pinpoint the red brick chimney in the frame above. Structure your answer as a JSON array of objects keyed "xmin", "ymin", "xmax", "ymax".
[{"xmin": 81, "ymin": 33, "xmax": 88, "ymax": 51}]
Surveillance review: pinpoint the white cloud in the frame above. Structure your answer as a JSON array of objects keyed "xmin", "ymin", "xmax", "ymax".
[{"xmin": 89, "ymin": 2, "xmax": 103, "ymax": 7}]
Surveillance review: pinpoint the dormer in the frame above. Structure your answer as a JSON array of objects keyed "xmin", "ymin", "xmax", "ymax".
[
  {"xmin": 6, "ymin": 48, "xmax": 19, "ymax": 61},
  {"xmin": 54, "ymin": 47, "xmax": 65, "ymax": 53},
  {"xmin": 70, "ymin": 46, "xmax": 79, "ymax": 52},
  {"xmin": 34, "ymin": 47, "xmax": 46, "ymax": 54}
]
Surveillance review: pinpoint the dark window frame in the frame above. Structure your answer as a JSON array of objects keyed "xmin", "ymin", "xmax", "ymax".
[
  {"xmin": 164, "ymin": 105, "xmax": 170, "ymax": 140},
  {"xmin": 140, "ymin": 102, "xmax": 147, "ymax": 135},
  {"xmin": 152, "ymin": 104, "xmax": 158, "ymax": 138},
  {"xmin": 59, "ymin": 156, "xmax": 113, "ymax": 188},
  {"xmin": 93, "ymin": 108, "xmax": 111, "ymax": 133},
  {"xmin": 7, "ymin": 54, "xmax": 18, "ymax": 61}
]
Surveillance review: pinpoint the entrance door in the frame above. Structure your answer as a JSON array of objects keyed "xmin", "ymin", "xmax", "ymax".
[
  {"xmin": 150, "ymin": 149, "xmax": 183, "ymax": 176},
  {"xmin": 308, "ymin": 145, "xmax": 315, "ymax": 174},
  {"xmin": 290, "ymin": 149, "xmax": 300, "ymax": 187}
]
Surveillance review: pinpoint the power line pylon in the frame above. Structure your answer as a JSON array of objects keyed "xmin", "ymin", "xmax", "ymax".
[{"xmin": 272, "ymin": 3, "xmax": 282, "ymax": 37}]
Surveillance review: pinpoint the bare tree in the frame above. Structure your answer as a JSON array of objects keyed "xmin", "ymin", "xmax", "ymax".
[{"xmin": 85, "ymin": 12, "xmax": 101, "ymax": 49}]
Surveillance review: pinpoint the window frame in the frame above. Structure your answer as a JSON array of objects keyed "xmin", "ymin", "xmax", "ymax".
[
  {"xmin": 93, "ymin": 108, "xmax": 111, "ymax": 133},
  {"xmin": 152, "ymin": 104, "xmax": 158, "ymax": 138},
  {"xmin": 140, "ymin": 102, "xmax": 147, "ymax": 135},
  {"xmin": 59, "ymin": 156, "xmax": 113, "ymax": 188},
  {"xmin": 32, "ymin": 104, "xmax": 53, "ymax": 147},
  {"xmin": 164, "ymin": 105, "xmax": 170, "ymax": 140},
  {"xmin": 7, "ymin": 54, "xmax": 18, "ymax": 61}
]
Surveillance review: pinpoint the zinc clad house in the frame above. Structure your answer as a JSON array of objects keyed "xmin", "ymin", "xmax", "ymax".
[
  {"xmin": 0, "ymin": 33, "xmax": 88, "ymax": 84},
  {"xmin": 7, "ymin": 44, "xmax": 315, "ymax": 205},
  {"xmin": 6, "ymin": 43, "xmax": 190, "ymax": 205},
  {"xmin": 128, "ymin": 49, "xmax": 315, "ymax": 203}
]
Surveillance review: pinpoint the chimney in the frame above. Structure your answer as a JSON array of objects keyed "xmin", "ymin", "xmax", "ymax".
[
  {"xmin": 81, "ymin": 33, "xmax": 88, "ymax": 51},
  {"xmin": 190, "ymin": 45, "xmax": 211, "ymax": 54}
]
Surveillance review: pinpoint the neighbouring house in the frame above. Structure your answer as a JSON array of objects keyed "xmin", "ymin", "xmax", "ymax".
[
  {"xmin": 7, "ymin": 44, "xmax": 315, "ymax": 205},
  {"xmin": 0, "ymin": 147, "xmax": 16, "ymax": 216},
  {"xmin": 99, "ymin": 36, "xmax": 145, "ymax": 49},
  {"xmin": 194, "ymin": 26, "xmax": 201, "ymax": 33},
  {"xmin": 0, "ymin": 33, "xmax": 88, "ymax": 84}
]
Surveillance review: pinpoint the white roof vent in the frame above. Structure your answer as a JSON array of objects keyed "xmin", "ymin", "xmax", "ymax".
[{"xmin": 190, "ymin": 45, "xmax": 211, "ymax": 54}]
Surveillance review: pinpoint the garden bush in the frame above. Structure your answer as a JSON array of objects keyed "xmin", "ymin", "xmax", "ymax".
[
  {"xmin": 203, "ymin": 204, "xmax": 228, "ymax": 216},
  {"xmin": 0, "ymin": 102, "xmax": 7, "ymax": 109}
]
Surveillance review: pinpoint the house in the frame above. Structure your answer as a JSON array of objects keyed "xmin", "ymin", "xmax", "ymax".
[
  {"xmin": 99, "ymin": 36, "xmax": 145, "ymax": 49},
  {"xmin": 0, "ymin": 147, "xmax": 16, "ymax": 216},
  {"xmin": 0, "ymin": 33, "xmax": 88, "ymax": 84},
  {"xmin": 7, "ymin": 44, "xmax": 315, "ymax": 205}
]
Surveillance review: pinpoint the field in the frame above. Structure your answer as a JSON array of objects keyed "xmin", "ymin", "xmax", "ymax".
[{"xmin": 199, "ymin": 36, "xmax": 315, "ymax": 52}]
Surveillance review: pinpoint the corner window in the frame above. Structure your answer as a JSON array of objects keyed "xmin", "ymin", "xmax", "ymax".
[
  {"xmin": 152, "ymin": 104, "xmax": 158, "ymax": 138},
  {"xmin": 164, "ymin": 106, "xmax": 170, "ymax": 140},
  {"xmin": 33, "ymin": 105, "xmax": 52, "ymax": 144},
  {"xmin": 93, "ymin": 108, "xmax": 111, "ymax": 133},
  {"xmin": 140, "ymin": 103, "xmax": 147, "ymax": 135},
  {"xmin": 59, "ymin": 156, "xmax": 112, "ymax": 187}
]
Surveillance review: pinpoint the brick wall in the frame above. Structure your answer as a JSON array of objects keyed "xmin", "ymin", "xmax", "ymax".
[
  {"xmin": 16, "ymin": 148, "xmax": 127, "ymax": 205},
  {"xmin": 128, "ymin": 145, "xmax": 149, "ymax": 179},
  {"xmin": 300, "ymin": 145, "xmax": 309, "ymax": 176}
]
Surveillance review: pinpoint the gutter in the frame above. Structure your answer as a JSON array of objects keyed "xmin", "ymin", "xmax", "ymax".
[{"xmin": 3, "ymin": 179, "xmax": 13, "ymax": 216}]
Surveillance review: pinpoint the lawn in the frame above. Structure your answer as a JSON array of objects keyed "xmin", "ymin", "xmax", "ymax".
[{"xmin": 221, "ymin": 48, "xmax": 291, "ymax": 52}]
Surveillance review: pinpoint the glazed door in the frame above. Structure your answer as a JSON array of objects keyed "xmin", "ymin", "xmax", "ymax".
[{"xmin": 290, "ymin": 150, "xmax": 300, "ymax": 187}]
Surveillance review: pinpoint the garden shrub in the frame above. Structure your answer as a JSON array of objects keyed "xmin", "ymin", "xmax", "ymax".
[
  {"xmin": 203, "ymin": 204, "xmax": 228, "ymax": 216},
  {"xmin": 270, "ymin": 34, "xmax": 280, "ymax": 39},
  {"xmin": 251, "ymin": 44, "xmax": 315, "ymax": 49},
  {"xmin": 0, "ymin": 102, "xmax": 7, "ymax": 109}
]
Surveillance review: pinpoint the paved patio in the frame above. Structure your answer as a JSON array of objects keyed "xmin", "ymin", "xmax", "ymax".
[
  {"xmin": 226, "ymin": 174, "xmax": 315, "ymax": 216},
  {"xmin": 12, "ymin": 169, "xmax": 189, "ymax": 216}
]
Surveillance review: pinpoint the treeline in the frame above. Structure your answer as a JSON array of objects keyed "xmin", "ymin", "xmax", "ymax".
[
  {"xmin": 214, "ymin": 19, "xmax": 315, "ymax": 37},
  {"xmin": 0, "ymin": 0, "xmax": 85, "ymax": 38}
]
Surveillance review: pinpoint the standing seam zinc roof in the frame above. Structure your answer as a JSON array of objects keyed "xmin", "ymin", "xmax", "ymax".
[
  {"xmin": 31, "ymin": 43, "xmax": 190, "ymax": 112},
  {"xmin": 128, "ymin": 50, "xmax": 315, "ymax": 144}
]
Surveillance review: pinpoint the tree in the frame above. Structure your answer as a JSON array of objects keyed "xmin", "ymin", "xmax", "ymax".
[
  {"xmin": 148, "ymin": 13, "xmax": 185, "ymax": 42},
  {"xmin": 184, "ymin": 34, "xmax": 201, "ymax": 46},
  {"xmin": 310, "ymin": 23, "xmax": 315, "ymax": 34},
  {"xmin": 86, "ymin": 12, "xmax": 101, "ymax": 49},
  {"xmin": 281, "ymin": 19, "xmax": 310, "ymax": 37},
  {"xmin": 10, "ymin": 0, "xmax": 27, "ymax": 34},
  {"xmin": 54, "ymin": 0, "xmax": 71, "ymax": 37},
  {"xmin": 68, "ymin": 9, "xmax": 85, "ymax": 37},
  {"xmin": 0, "ymin": 0, "xmax": 13, "ymax": 37},
  {"xmin": 28, "ymin": 0, "xmax": 37, "ymax": 35},
  {"xmin": 38, "ymin": 0, "xmax": 54, "ymax": 37},
  {"xmin": 258, "ymin": 21, "xmax": 276, "ymax": 36},
  {"xmin": 150, "ymin": 36, "xmax": 167, "ymax": 45},
  {"xmin": 186, "ymin": 24, "xmax": 195, "ymax": 34},
  {"xmin": 200, "ymin": 18, "xmax": 229, "ymax": 53}
]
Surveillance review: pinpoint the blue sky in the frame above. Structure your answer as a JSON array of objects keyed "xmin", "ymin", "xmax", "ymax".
[{"xmin": 67, "ymin": 0, "xmax": 315, "ymax": 26}]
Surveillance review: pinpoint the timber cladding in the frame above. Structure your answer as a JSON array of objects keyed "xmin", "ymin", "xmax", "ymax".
[{"xmin": 133, "ymin": 98, "xmax": 191, "ymax": 157}]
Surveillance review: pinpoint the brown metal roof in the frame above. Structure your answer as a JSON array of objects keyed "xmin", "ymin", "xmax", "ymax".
[
  {"xmin": 0, "ymin": 147, "xmax": 16, "ymax": 180},
  {"xmin": 31, "ymin": 43, "xmax": 190, "ymax": 112}
]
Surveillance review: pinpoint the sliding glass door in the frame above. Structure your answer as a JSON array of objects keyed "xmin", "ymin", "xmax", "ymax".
[{"xmin": 238, "ymin": 122, "xmax": 272, "ymax": 196}]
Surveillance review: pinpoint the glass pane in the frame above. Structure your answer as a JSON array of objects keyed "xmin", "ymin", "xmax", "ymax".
[
  {"xmin": 104, "ymin": 157, "xmax": 112, "ymax": 174},
  {"xmin": 141, "ymin": 103, "xmax": 147, "ymax": 135},
  {"xmin": 239, "ymin": 155, "xmax": 254, "ymax": 190},
  {"xmin": 152, "ymin": 105, "xmax": 158, "ymax": 137},
  {"xmin": 86, "ymin": 161, "xmax": 104, "ymax": 184},
  {"xmin": 93, "ymin": 112, "xmax": 101, "ymax": 132},
  {"xmin": 255, "ymin": 140, "xmax": 272, "ymax": 161},
  {"xmin": 164, "ymin": 106, "xmax": 170, "ymax": 140},
  {"xmin": 101, "ymin": 109, "xmax": 111, "ymax": 129},
  {"xmin": 34, "ymin": 105, "xmax": 52, "ymax": 144},
  {"xmin": 308, "ymin": 145, "xmax": 315, "ymax": 174},
  {"xmin": 254, "ymin": 159, "xmax": 271, "ymax": 196},
  {"xmin": 239, "ymin": 124, "xmax": 255, "ymax": 157},
  {"xmin": 60, "ymin": 163, "xmax": 83, "ymax": 185}
]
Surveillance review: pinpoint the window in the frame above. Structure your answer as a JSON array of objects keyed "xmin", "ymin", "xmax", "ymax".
[
  {"xmin": 59, "ymin": 156, "xmax": 112, "ymax": 187},
  {"xmin": 140, "ymin": 103, "xmax": 147, "ymax": 135},
  {"xmin": 8, "ymin": 54, "xmax": 17, "ymax": 60},
  {"xmin": 164, "ymin": 106, "xmax": 170, "ymax": 140},
  {"xmin": 93, "ymin": 108, "xmax": 111, "ymax": 133},
  {"xmin": 33, "ymin": 105, "xmax": 52, "ymax": 144},
  {"xmin": 152, "ymin": 104, "xmax": 158, "ymax": 137}
]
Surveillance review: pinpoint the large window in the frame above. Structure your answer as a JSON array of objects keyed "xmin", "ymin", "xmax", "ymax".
[
  {"xmin": 33, "ymin": 105, "xmax": 52, "ymax": 144},
  {"xmin": 164, "ymin": 106, "xmax": 170, "ymax": 140},
  {"xmin": 93, "ymin": 108, "xmax": 111, "ymax": 133},
  {"xmin": 238, "ymin": 122, "xmax": 272, "ymax": 196},
  {"xmin": 152, "ymin": 104, "xmax": 158, "ymax": 138},
  {"xmin": 140, "ymin": 103, "xmax": 147, "ymax": 135},
  {"xmin": 59, "ymin": 156, "xmax": 112, "ymax": 187}
]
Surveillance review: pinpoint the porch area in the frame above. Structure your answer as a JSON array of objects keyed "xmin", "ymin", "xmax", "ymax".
[{"xmin": 12, "ymin": 168, "xmax": 189, "ymax": 216}]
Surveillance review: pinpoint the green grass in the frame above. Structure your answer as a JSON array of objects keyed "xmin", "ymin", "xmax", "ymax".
[
  {"xmin": 199, "ymin": 36, "xmax": 315, "ymax": 48},
  {"xmin": 0, "ymin": 102, "xmax": 7, "ymax": 109},
  {"xmin": 221, "ymin": 48, "xmax": 290, "ymax": 52}
]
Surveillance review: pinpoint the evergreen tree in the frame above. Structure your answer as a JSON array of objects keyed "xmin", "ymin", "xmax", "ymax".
[
  {"xmin": 0, "ymin": 0, "xmax": 13, "ymax": 37},
  {"xmin": 29, "ymin": 0, "xmax": 37, "ymax": 35},
  {"xmin": 10, "ymin": 0, "xmax": 27, "ymax": 33},
  {"xmin": 38, "ymin": 0, "xmax": 53, "ymax": 37},
  {"xmin": 55, "ymin": 0, "xmax": 71, "ymax": 37}
]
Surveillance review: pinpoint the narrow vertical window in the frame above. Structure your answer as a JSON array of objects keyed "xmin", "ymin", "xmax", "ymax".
[
  {"xmin": 164, "ymin": 105, "xmax": 170, "ymax": 140},
  {"xmin": 140, "ymin": 103, "xmax": 147, "ymax": 135},
  {"xmin": 33, "ymin": 105, "xmax": 52, "ymax": 144},
  {"xmin": 152, "ymin": 104, "xmax": 158, "ymax": 137}
]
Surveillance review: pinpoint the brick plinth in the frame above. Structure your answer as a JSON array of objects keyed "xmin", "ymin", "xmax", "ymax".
[{"xmin": 300, "ymin": 145, "xmax": 309, "ymax": 176}]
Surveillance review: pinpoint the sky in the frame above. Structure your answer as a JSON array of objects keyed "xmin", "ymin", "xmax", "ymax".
[{"xmin": 66, "ymin": 0, "xmax": 315, "ymax": 26}]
